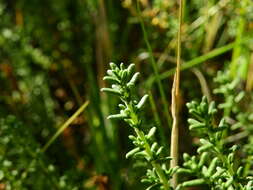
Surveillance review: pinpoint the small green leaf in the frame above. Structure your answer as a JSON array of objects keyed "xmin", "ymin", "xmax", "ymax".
[
  {"xmin": 107, "ymin": 113, "xmax": 128, "ymax": 119},
  {"xmin": 151, "ymin": 142, "xmax": 158, "ymax": 152},
  {"xmin": 198, "ymin": 152, "xmax": 208, "ymax": 168},
  {"xmin": 134, "ymin": 150, "xmax": 149, "ymax": 159},
  {"xmin": 236, "ymin": 166, "xmax": 243, "ymax": 176},
  {"xmin": 188, "ymin": 119, "xmax": 205, "ymax": 130},
  {"xmin": 127, "ymin": 72, "xmax": 140, "ymax": 87},
  {"xmin": 211, "ymin": 167, "xmax": 226, "ymax": 180},
  {"xmin": 182, "ymin": 178, "xmax": 205, "ymax": 187},
  {"xmin": 107, "ymin": 69, "xmax": 114, "ymax": 76},
  {"xmin": 120, "ymin": 62, "xmax": 125, "ymax": 70},
  {"xmin": 101, "ymin": 88, "xmax": 121, "ymax": 96},
  {"xmin": 224, "ymin": 177, "xmax": 233, "ymax": 188},
  {"xmin": 109, "ymin": 62, "xmax": 117, "ymax": 69},
  {"xmin": 206, "ymin": 157, "xmax": 218, "ymax": 177},
  {"xmin": 147, "ymin": 127, "xmax": 156, "ymax": 139},
  {"xmin": 183, "ymin": 153, "xmax": 190, "ymax": 161},
  {"xmin": 197, "ymin": 143, "xmax": 213, "ymax": 153},
  {"xmin": 127, "ymin": 64, "xmax": 135, "ymax": 76},
  {"xmin": 177, "ymin": 168, "xmax": 193, "ymax": 174},
  {"xmin": 126, "ymin": 147, "xmax": 140, "ymax": 158},
  {"xmin": 156, "ymin": 146, "xmax": 163, "ymax": 156},
  {"xmin": 235, "ymin": 91, "xmax": 245, "ymax": 102},
  {"xmin": 121, "ymin": 70, "xmax": 128, "ymax": 82},
  {"xmin": 137, "ymin": 94, "xmax": 149, "ymax": 110},
  {"xmin": 103, "ymin": 76, "xmax": 120, "ymax": 83},
  {"xmin": 128, "ymin": 135, "xmax": 136, "ymax": 140},
  {"xmin": 208, "ymin": 101, "xmax": 217, "ymax": 115}
]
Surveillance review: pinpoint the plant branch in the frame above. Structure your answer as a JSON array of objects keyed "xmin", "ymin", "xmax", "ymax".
[{"xmin": 134, "ymin": 128, "xmax": 170, "ymax": 190}]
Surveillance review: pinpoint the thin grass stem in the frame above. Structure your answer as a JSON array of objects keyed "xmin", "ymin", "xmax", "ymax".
[
  {"xmin": 42, "ymin": 101, "xmax": 89, "ymax": 152},
  {"xmin": 136, "ymin": 1, "xmax": 172, "ymax": 129}
]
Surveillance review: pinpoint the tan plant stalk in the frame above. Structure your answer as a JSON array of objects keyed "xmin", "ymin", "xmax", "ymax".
[{"xmin": 170, "ymin": 0, "xmax": 183, "ymax": 187}]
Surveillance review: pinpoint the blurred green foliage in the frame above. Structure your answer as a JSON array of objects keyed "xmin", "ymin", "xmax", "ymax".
[{"xmin": 0, "ymin": 0, "xmax": 253, "ymax": 189}]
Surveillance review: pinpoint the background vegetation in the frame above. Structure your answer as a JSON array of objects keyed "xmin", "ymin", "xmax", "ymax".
[{"xmin": 0, "ymin": 0, "xmax": 253, "ymax": 189}]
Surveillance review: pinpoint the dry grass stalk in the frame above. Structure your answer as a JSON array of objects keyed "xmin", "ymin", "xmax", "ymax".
[{"xmin": 170, "ymin": 0, "xmax": 183, "ymax": 187}]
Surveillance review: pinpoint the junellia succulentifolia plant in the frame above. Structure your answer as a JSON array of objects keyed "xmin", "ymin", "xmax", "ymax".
[
  {"xmin": 101, "ymin": 63, "xmax": 177, "ymax": 190},
  {"xmin": 214, "ymin": 70, "xmax": 245, "ymax": 117},
  {"xmin": 214, "ymin": 69, "xmax": 253, "ymax": 177},
  {"xmin": 102, "ymin": 62, "xmax": 253, "ymax": 190},
  {"xmin": 177, "ymin": 96, "xmax": 253, "ymax": 190}
]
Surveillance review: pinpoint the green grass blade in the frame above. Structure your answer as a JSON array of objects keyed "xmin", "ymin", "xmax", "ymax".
[
  {"xmin": 136, "ymin": 1, "xmax": 172, "ymax": 128},
  {"xmin": 161, "ymin": 42, "xmax": 235, "ymax": 80},
  {"xmin": 145, "ymin": 42, "xmax": 236, "ymax": 88},
  {"xmin": 42, "ymin": 101, "xmax": 89, "ymax": 152}
]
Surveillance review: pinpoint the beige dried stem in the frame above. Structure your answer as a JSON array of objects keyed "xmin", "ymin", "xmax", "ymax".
[{"xmin": 170, "ymin": 0, "xmax": 183, "ymax": 187}]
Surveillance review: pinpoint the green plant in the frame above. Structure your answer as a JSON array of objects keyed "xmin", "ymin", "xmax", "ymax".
[
  {"xmin": 213, "ymin": 69, "xmax": 253, "ymax": 177},
  {"xmin": 0, "ymin": 115, "xmax": 79, "ymax": 190},
  {"xmin": 214, "ymin": 70, "xmax": 244, "ymax": 117},
  {"xmin": 177, "ymin": 96, "xmax": 253, "ymax": 190},
  {"xmin": 102, "ymin": 62, "xmax": 177, "ymax": 190},
  {"xmin": 102, "ymin": 62, "xmax": 253, "ymax": 190}
]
